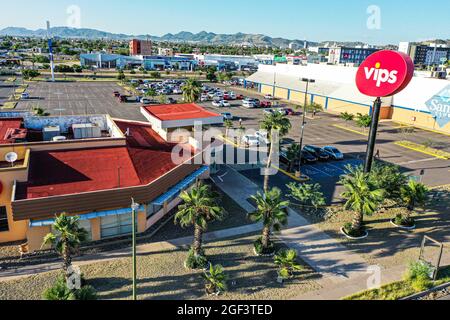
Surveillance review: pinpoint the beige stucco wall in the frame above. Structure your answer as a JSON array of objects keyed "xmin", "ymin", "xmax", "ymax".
[
  {"xmin": 327, "ymin": 98, "xmax": 369, "ymax": 115},
  {"xmin": 391, "ymin": 108, "xmax": 450, "ymax": 134}
]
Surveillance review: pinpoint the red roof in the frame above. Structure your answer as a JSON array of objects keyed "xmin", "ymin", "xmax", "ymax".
[
  {"xmin": 16, "ymin": 121, "xmax": 192, "ymax": 200},
  {"xmin": 0, "ymin": 118, "xmax": 23, "ymax": 144},
  {"xmin": 142, "ymin": 103, "xmax": 220, "ymax": 121}
]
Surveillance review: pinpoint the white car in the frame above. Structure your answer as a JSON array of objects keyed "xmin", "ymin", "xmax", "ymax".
[
  {"xmin": 255, "ymin": 131, "xmax": 270, "ymax": 145},
  {"xmin": 242, "ymin": 100, "xmax": 256, "ymax": 108},
  {"xmin": 242, "ymin": 135, "xmax": 260, "ymax": 147},
  {"xmin": 221, "ymin": 100, "xmax": 231, "ymax": 107},
  {"xmin": 221, "ymin": 112, "xmax": 233, "ymax": 120},
  {"xmin": 200, "ymin": 94, "xmax": 209, "ymax": 102},
  {"xmin": 172, "ymin": 88, "xmax": 182, "ymax": 94},
  {"xmin": 264, "ymin": 94, "xmax": 274, "ymax": 100},
  {"xmin": 212, "ymin": 100, "xmax": 223, "ymax": 107},
  {"xmin": 21, "ymin": 92, "xmax": 30, "ymax": 99},
  {"xmin": 140, "ymin": 98, "xmax": 152, "ymax": 104}
]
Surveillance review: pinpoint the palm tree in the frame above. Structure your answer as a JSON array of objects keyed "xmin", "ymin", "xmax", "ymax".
[
  {"xmin": 260, "ymin": 112, "xmax": 292, "ymax": 192},
  {"xmin": 340, "ymin": 167, "xmax": 384, "ymax": 234},
  {"xmin": 144, "ymin": 88, "xmax": 157, "ymax": 102},
  {"xmin": 174, "ymin": 184, "xmax": 224, "ymax": 265},
  {"xmin": 202, "ymin": 264, "xmax": 227, "ymax": 295},
  {"xmin": 224, "ymin": 119, "xmax": 233, "ymax": 138},
  {"xmin": 287, "ymin": 182, "xmax": 326, "ymax": 210},
  {"xmin": 249, "ymin": 188, "xmax": 289, "ymax": 254},
  {"xmin": 182, "ymin": 79, "xmax": 202, "ymax": 103},
  {"xmin": 274, "ymin": 249, "xmax": 304, "ymax": 280},
  {"xmin": 42, "ymin": 214, "xmax": 88, "ymax": 280},
  {"xmin": 285, "ymin": 143, "xmax": 301, "ymax": 172},
  {"xmin": 401, "ymin": 180, "xmax": 428, "ymax": 221}
]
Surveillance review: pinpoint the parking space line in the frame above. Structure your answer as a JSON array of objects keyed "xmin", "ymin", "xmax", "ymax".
[{"xmin": 332, "ymin": 124, "xmax": 368, "ymax": 136}]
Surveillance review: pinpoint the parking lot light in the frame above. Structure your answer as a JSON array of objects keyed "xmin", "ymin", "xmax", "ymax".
[{"xmin": 296, "ymin": 78, "xmax": 315, "ymax": 178}]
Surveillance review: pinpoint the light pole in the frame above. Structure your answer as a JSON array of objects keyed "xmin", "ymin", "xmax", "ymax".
[
  {"xmin": 296, "ymin": 78, "xmax": 315, "ymax": 178},
  {"xmin": 131, "ymin": 198, "xmax": 140, "ymax": 301},
  {"xmin": 364, "ymin": 97, "xmax": 382, "ymax": 173}
]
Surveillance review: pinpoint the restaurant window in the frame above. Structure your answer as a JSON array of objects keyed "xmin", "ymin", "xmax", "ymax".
[
  {"xmin": 0, "ymin": 207, "xmax": 8, "ymax": 232},
  {"xmin": 147, "ymin": 204, "xmax": 163, "ymax": 219},
  {"xmin": 100, "ymin": 214, "xmax": 133, "ymax": 239},
  {"xmin": 78, "ymin": 219, "xmax": 92, "ymax": 241}
]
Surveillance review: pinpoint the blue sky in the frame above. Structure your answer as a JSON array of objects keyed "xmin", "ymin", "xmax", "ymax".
[{"xmin": 1, "ymin": 0, "xmax": 449, "ymax": 44}]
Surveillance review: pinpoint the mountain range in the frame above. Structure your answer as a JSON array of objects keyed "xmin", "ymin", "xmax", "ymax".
[{"xmin": 0, "ymin": 26, "xmax": 320, "ymax": 48}]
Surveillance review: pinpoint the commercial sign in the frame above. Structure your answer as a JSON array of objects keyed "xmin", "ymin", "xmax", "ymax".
[
  {"xmin": 356, "ymin": 50, "xmax": 414, "ymax": 97},
  {"xmin": 426, "ymin": 85, "xmax": 450, "ymax": 128}
]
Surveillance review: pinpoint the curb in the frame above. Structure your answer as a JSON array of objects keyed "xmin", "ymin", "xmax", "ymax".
[{"xmin": 401, "ymin": 282, "xmax": 450, "ymax": 300}]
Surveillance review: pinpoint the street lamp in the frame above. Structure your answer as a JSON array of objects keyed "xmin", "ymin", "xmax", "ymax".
[
  {"xmin": 297, "ymin": 78, "xmax": 315, "ymax": 178},
  {"xmin": 131, "ymin": 198, "xmax": 140, "ymax": 301}
]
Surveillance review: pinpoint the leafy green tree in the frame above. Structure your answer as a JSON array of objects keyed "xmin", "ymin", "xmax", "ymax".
[
  {"xmin": 22, "ymin": 69, "xmax": 40, "ymax": 80},
  {"xmin": 340, "ymin": 166, "xmax": 384, "ymax": 235},
  {"xmin": 181, "ymin": 79, "xmax": 202, "ymax": 103},
  {"xmin": 174, "ymin": 184, "xmax": 224, "ymax": 268},
  {"xmin": 202, "ymin": 264, "xmax": 227, "ymax": 295},
  {"xmin": 274, "ymin": 249, "xmax": 304, "ymax": 280},
  {"xmin": 370, "ymin": 163, "xmax": 408, "ymax": 201},
  {"xmin": 249, "ymin": 188, "xmax": 289, "ymax": 255},
  {"xmin": 305, "ymin": 102, "xmax": 323, "ymax": 117},
  {"xmin": 42, "ymin": 214, "xmax": 88, "ymax": 280},
  {"xmin": 260, "ymin": 112, "xmax": 292, "ymax": 191},
  {"xmin": 400, "ymin": 180, "xmax": 428, "ymax": 221},
  {"xmin": 287, "ymin": 183, "xmax": 326, "ymax": 209}
]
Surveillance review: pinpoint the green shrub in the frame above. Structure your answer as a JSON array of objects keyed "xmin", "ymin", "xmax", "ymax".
[
  {"xmin": 202, "ymin": 264, "xmax": 227, "ymax": 295},
  {"xmin": 274, "ymin": 249, "xmax": 304, "ymax": 280},
  {"xmin": 43, "ymin": 275, "xmax": 97, "ymax": 300},
  {"xmin": 254, "ymin": 237, "xmax": 275, "ymax": 255},
  {"xmin": 411, "ymin": 277, "xmax": 433, "ymax": 292},
  {"xmin": 394, "ymin": 214, "xmax": 414, "ymax": 227},
  {"xmin": 405, "ymin": 261, "xmax": 433, "ymax": 282},
  {"xmin": 185, "ymin": 248, "xmax": 208, "ymax": 270},
  {"xmin": 343, "ymin": 222, "xmax": 366, "ymax": 238}
]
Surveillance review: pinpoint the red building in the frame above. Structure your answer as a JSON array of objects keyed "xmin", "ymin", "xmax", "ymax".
[{"xmin": 129, "ymin": 39, "xmax": 153, "ymax": 56}]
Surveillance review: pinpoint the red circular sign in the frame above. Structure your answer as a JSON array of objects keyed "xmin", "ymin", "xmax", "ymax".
[{"xmin": 356, "ymin": 50, "xmax": 414, "ymax": 97}]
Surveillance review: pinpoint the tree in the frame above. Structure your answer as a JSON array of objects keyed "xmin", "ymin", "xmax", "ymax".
[
  {"xmin": 174, "ymin": 184, "xmax": 224, "ymax": 268},
  {"xmin": 42, "ymin": 214, "xmax": 88, "ymax": 280},
  {"xmin": 305, "ymin": 102, "xmax": 323, "ymax": 118},
  {"xmin": 356, "ymin": 113, "xmax": 372, "ymax": 130},
  {"xmin": 287, "ymin": 183, "xmax": 326, "ymax": 209},
  {"xmin": 181, "ymin": 79, "xmax": 202, "ymax": 103},
  {"xmin": 202, "ymin": 264, "xmax": 227, "ymax": 295},
  {"xmin": 22, "ymin": 69, "xmax": 40, "ymax": 80},
  {"xmin": 274, "ymin": 249, "xmax": 304, "ymax": 280},
  {"xmin": 400, "ymin": 180, "xmax": 428, "ymax": 222},
  {"xmin": 224, "ymin": 119, "xmax": 233, "ymax": 138},
  {"xmin": 145, "ymin": 88, "xmax": 157, "ymax": 101},
  {"xmin": 249, "ymin": 188, "xmax": 289, "ymax": 255},
  {"xmin": 285, "ymin": 143, "xmax": 300, "ymax": 172},
  {"xmin": 370, "ymin": 163, "xmax": 408, "ymax": 201},
  {"xmin": 117, "ymin": 70, "xmax": 126, "ymax": 81},
  {"xmin": 206, "ymin": 68, "xmax": 217, "ymax": 82},
  {"xmin": 340, "ymin": 166, "xmax": 384, "ymax": 236},
  {"xmin": 260, "ymin": 112, "xmax": 292, "ymax": 191},
  {"xmin": 150, "ymin": 71, "xmax": 161, "ymax": 79},
  {"xmin": 158, "ymin": 94, "xmax": 168, "ymax": 104}
]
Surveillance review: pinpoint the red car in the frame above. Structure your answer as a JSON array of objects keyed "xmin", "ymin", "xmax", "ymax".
[
  {"xmin": 284, "ymin": 108, "xmax": 297, "ymax": 115},
  {"xmin": 236, "ymin": 94, "xmax": 244, "ymax": 100},
  {"xmin": 113, "ymin": 91, "xmax": 120, "ymax": 97},
  {"xmin": 260, "ymin": 101, "xmax": 272, "ymax": 108}
]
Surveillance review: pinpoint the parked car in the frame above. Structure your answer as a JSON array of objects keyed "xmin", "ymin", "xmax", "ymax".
[
  {"xmin": 260, "ymin": 101, "xmax": 272, "ymax": 108},
  {"xmin": 322, "ymin": 146, "xmax": 344, "ymax": 160},
  {"xmin": 21, "ymin": 92, "xmax": 29, "ymax": 99},
  {"xmin": 113, "ymin": 91, "xmax": 121, "ymax": 97},
  {"xmin": 242, "ymin": 135, "xmax": 260, "ymax": 147},
  {"xmin": 300, "ymin": 150, "xmax": 319, "ymax": 164},
  {"xmin": 168, "ymin": 97, "xmax": 177, "ymax": 104},
  {"xmin": 264, "ymin": 94, "xmax": 274, "ymax": 100},
  {"xmin": 264, "ymin": 109, "xmax": 275, "ymax": 115},
  {"xmin": 140, "ymin": 98, "xmax": 152, "ymax": 104},
  {"xmin": 222, "ymin": 112, "xmax": 233, "ymax": 120},
  {"xmin": 212, "ymin": 100, "xmax": 223, "ymax": 107},
  {"xmin": 284, "ymin": 108, "xmax": 297, "ymax": 115},
  {"xmin": 236, "ymin": 94, "xmax": 245, "ymax": 100},
  {"xmin": 242, "ymin": 100, "xmax": 257, "ymax": 108},
  {"xmin": 304, "ymin": 145, "xmax": 330, "ymax": 161},
  {"xmin": 221, "ymin": 100, "xmax": 231, "ymax": 107},
  {"xmin": 200, "ymin": 94, "xmax": 210, "ymax": 102},
  {"xmin": 172, "ymin": 88, "xmax": 182, "ymax": 94},
  {"xmin": 255, "ymin": 131, "xmax": 270, "ymax": 145}
]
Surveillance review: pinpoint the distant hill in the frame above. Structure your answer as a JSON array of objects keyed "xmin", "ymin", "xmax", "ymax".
[{"xmin": 0, "ymin": 26, "xmax": 319, "ymax": 48}]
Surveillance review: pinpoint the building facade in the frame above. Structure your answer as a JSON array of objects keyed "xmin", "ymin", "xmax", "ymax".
[
  {"xmin": 328, "ymin": 47, "xmax": 380, "ymax": 66},
  {"xmin": 399, "ymin": 42, "xmax": 450, "ymax": 66},
  {"xmin": 130, "ymin": 39, "xmax": 153, "ymax": 56}
]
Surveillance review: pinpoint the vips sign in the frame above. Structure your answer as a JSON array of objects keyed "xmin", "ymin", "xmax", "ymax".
[{"xmin": 356, "ymin": 50, "xmax": 414, "ymax": 97}]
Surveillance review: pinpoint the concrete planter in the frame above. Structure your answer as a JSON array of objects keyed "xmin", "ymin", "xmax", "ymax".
[
  {"xmin": 340, "ymin": 227, "xmax": 369, "ymax": 240},
  {"xmin": 390, "ymin": 219, "xmax": 416, "ymax": 230}
]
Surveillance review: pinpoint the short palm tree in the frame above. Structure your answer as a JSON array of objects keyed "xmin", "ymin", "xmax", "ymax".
[
  {"xmin": 182, "ymin": 79, "xmax": 202, "ymax": 103},
  {"xmin": 260, "ymin": 112, "xmax": 292, "ymax": 191},
  {"xmin": 175, "ymin": 184, "xmax": 224, "ymax": 266},
  {"xmin": 145, "ymin": 88, "xmax": 157, "ymax": 101},
  {"xmin": 42, "ymin": 214, "xmax": 88, "ymax": 280},
  {"xmin": 287, "ymin": 182, "xmax": 326, "ymax": 209},
  {"xmin": 224, "ymin": 119, "xmax": 233, "ymax": 138},
  {"xmin": 340, "ymin": 167, "xmax": 384, "ymax": 235},
  {"xmin": 202, "ymin": 264, "xmax": 227, "ymax": 295},
  {"xmin": 274, "ymin": 249, "xmax": 304, "ymax": 280},
  {"xmin": 401, "ymin": 180, "xmax": 428, "ymax": 221},
  {"xmin": 285, "ymin": 143, "xmax": 301, "ymax": 172},
  {"xmin": 249, "ymin": 188, "xmax": 289, "ymax": 254}
]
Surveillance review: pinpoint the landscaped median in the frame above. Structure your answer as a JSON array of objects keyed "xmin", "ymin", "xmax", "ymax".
[
  {"xmin": 1, "ymin": 101, "xmax": 18, "ymax": 110},
  {"xmin": 394, "ymin": 141, "xmax": 450, "ymax": 160}
]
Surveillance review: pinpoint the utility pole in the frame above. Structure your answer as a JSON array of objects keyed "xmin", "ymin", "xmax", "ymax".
[
  {"xmin": 46, "ymin": 21, "xmax": 55, "ymax": 82},
  {"xmin": 131, "ymin": 198, "xmax": 140, "ymax": 301},
  {"xmin": 296, "ymin": 78, "xmax": 315, "ymax": 178},
  {"xmin": 364, "ymin": 97, "xmax": 382, "ymax": 173}
]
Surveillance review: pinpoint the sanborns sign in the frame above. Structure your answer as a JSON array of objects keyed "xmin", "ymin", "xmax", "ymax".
[{"xmin": 356, "ymin": 50, "xmax": 414, "ymax": 97}]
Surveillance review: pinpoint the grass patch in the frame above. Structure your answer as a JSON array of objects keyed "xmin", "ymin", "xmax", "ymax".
[
  {"xmin": 0, "ymin": 235, "xmax": 320, "ymax": 300},
  {"xmin": 394, "ymin": 141, "xmax": 450, "ymax": 160},
  {"xmin": 344, "ymin": 266, "xmax": 450, "ymax": 300},
  {"xmin": 1, "ymin": 102, "xmax": 17, "ymax": 109}
]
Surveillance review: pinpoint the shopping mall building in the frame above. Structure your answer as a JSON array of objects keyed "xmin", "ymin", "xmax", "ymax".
[
  {"xmin": 246, "ymin": 64, "xmax": 450, "ymax": 134},
  {"xmin": 0, "ymin": 104, "xmax": 222, "ymax": 251}
]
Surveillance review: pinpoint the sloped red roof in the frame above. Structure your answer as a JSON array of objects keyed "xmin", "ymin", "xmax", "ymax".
[
  {"xmin": 0, "ymin": 118, "xmax": 23, "ymax": 144},
  {"xmin": 142, "ymin": 103, "xmax": 220, "ymax": 121}
]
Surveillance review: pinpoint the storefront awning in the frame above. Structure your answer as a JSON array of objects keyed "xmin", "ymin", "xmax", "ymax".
[
  {"xmin": 29, "ymin": 205, "xmax": 145, "ymax": 228},
  {"xmin": 152, "ymin": 166, "xmax": 209, "ymax": 206}
]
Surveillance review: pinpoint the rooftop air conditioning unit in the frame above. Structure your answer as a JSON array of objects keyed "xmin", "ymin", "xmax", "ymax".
[
  {"xmin": 43, "ymin": 125, "xmax": 61, "ymax": 141},
  {"xmin": 72, "ymin": 123, "xmax": 102, "ymax": 139}
]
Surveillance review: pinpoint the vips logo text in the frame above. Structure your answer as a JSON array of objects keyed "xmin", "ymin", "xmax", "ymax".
[
  {"xmin": 356, "ymin": 50, "xmax": 414, "ymax": 97},
  {"xmin": 364, "ymin": 62, "xmax": 398, "ymax": 88}
]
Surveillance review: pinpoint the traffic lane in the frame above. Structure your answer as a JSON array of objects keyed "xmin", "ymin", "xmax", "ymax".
[{"xmin": 0, "ymin": 79, "xmax": 15, "ymax": 104}]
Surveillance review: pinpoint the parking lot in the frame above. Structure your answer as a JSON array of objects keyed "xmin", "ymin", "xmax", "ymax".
[
  {"xmin": 0, "ymin": 77, "xmax": 15, "ymax": 105},
  {"xmin": 8, "ymin": 80, "xmax": 450, "ymax": 202}
]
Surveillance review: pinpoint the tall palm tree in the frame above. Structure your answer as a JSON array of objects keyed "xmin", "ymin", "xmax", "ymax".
[
  {"xmin": 175, "ymin": 184, "xmax": 224, "ymax": 259},
  {"xmin": 340, "ymin": 167, "xmax": 384, "ymax": 234},
  {"xmin": 285, "ymin": 143, "xmax": 301, "ymax": 172},
  {"xmin": 182, "ymin": 79, "xmax": 202, "ymax": 103},
  {"xmin": 260, "ymin": 112, "xmax": 292, "ymax": 192},
  {"xmin": 401, "ymin": 180, "xmax": 428, "ymax": 221},
  {"xmin": 42, "ymin": 214, "xmax": 88, "ymax": 280},
  {"xmin": 249, "ymin": 188, "xmax": 289, "ymax": 254}
]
